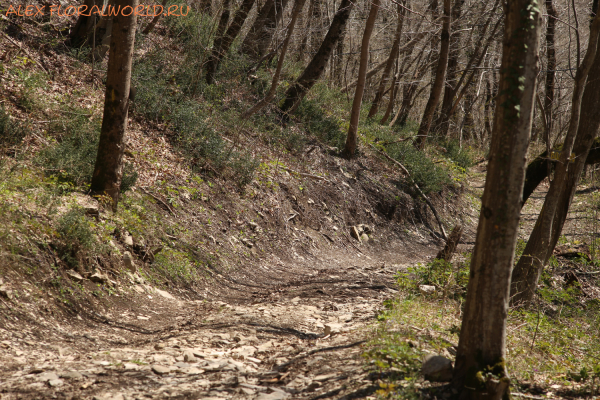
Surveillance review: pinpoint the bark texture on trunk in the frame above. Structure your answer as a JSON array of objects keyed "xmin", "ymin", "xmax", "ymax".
[
  {"xmin": 521, "ymin": 137, "xmax": 600, "ymax": 206},
  {"xmin": 206, "ymin": 0, "xmax": 256, "ymax": 84},
  {"xmin": 367, "ymin": 2, "xmax": 404, "ymax": 118},
  {"xmin": 432, "ymin": 0, "xmax": 465, "ymax": 136},
  {"xmin": 510, "ymin": 11, "xmax": 600, "ymax": 306},
  {"xmin": 241, "ymin": 0, "xmax": 289, "ymax": 60},
  {"xmin": 451, "ymin": 0, "xmax": 541, "ymax": 397},
  {"xmin": 280, "ymin": 0, "xmax": 354, "ymax": 113},
  {"xmin": 342, "ymin": 0, "xmax": 380, "ymax": 156},
  {"xmin": 242, "ymin": 0, "xmax": 306, "ymax": 118},
  {"xmin": 413, "ymin": 0, "xmax": 451, "ymax": 149},
  {"xmin": 91, "ymin": 0, "xmax": 138, "ymax": 208},
  {"xmin": 543, "ymin": 0, "xmax": 557, "ymax": 172}
]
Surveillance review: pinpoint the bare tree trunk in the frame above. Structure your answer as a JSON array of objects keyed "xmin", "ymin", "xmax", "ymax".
[
  {"xmin": 367, "ymin": 2, "xmax": 404, "ymax": 118},
  {"xmin": 241, "ymin": 0, "xmax": 275, "ymax": 59},
  {"xmin": 280, "ymin": 0, "xmax": 354, "ymax": 113},
  {"xmin": 142, "ymin": 0, "xmax": 168, "ymax": 35},
  {"xmin": 242, "ymin": 0, "xmax": 306, "ymax": 118},
  {"xmin": 521, "ymin": 137, "xmax": 600, "ymax": 206},
  {"xmin": 206, "ymin": 0, "xmax": 257, "ymax": 84},
  {"xmin": 256, "ymin": 0, "xmax": 290, "ymax": 59},
  {"xmin": 413, "ymin": 0, "xmax": 451, "ymax": 150},
  {"xmin": 511, "ymin": 11, "xmax": 600, "ymax": 306},
  {"xmin": 333, "ymin": 24, "xmax": 346, "ymax": 85},
  {"xmin": 91, "ymin": 0, "xmax": 138, "ymax": 209},
  {"xmin": 543, "ymin": 0, "xmax": 557, "ymax": 175},
  {"xmin": 342, "ymin": 0, "xmax": 380, "ymax": 156},
  {"xmin": 451, "ymin": 0, "xmax": 541, "ymax": 397},
  {"xmin": 432, "ymin": 0, "xmax": 465, "ymax": 136}
]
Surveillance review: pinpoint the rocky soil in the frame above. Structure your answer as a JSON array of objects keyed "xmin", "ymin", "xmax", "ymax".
[{"xmin": 0, "ymin": 237, "xmax": 445, "ymax": 400}]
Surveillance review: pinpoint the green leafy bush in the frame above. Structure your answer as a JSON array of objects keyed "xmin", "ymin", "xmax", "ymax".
[
  {"xmin": 295, "ymin": 99, "xmax": 344, "ymax": 149},
  {"xmin": 387, "ymin": 142, "xmax": 451, "ymax": 194},
  {"xmin": 0, "ymin": 107, "xmax": 26, "ymax": 148},
  {"xmin": 38, "ymin": 111, "xmax": 137, "ymax": 191},
  {"xmin": 440, "ymin": 139, "xmax": 476, "ymax": 168},
  {"xmin": 55, "ymin": 208, "xmax": 97, "ymax": 267}
]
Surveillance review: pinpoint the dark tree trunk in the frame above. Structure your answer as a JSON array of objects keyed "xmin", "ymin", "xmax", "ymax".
[
  {"xmin": 543, "ymin": 0, "xmax": 557, "ymax": 171},
  {"xmin": 241, "ymin": 0, "xmax": 289, "ymax": 60},
  {"xmin": 510, "ymin": 11, "xmax": 600, "ymax": 306},
  {"xmin": 432, "ymin": 0, "xmax": 465, "ymax": 136},
  {"xmin": 413, "ymin": 0, "xmax": 451, "ymax": 149},
  {"xmin": 206, "ymin": 0, "xmax": 257, "ymax": 84},
  {"xmin": 521, "ymin": 138, "xmax": 600, "ymax": 207},
  {"xmin": 367, "ymin": 2, "xmax": 404, "ymax": 119},
  {"xmin": 241, "ymin": 0, "xmax": 273, "ymax": 59},
  {"xmin": 452, "ymin": 0, "xmax": 541, "ymax": 395},
  {"xmin": 91, "ymin": 0, "xmax": 138, "ymax": 208},
  {"xmin": 280, "ymin": 0, "xmax": 354, "ymax": 113},
  {"xmin": 342, "ymin": 0, "xmax": 380, "ymax": 156}
]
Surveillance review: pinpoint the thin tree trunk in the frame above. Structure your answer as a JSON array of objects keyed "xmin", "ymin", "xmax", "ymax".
[
  {"xmin": 521, "ymin": 137, "xmax": 600, "ymax": 206},
  {"xmin": 367, "ymin": 2, "xmax": 404, "ymax": 119},
  {"xmin": 91, "ymin": 0, "xmax": 138, "ymax": 208},
  {"xmin": 413, "ymin": 0, "xmax": 451, "ymax": 150},
  {"xmin": 206, "ymin": 0, "xmax": 256, "ymax": 84},
  {"xmin": 432, "ymin": 0, "xmax": 465, "ymax": 137},
  {"xmin": 242, "ymin": 0, "xmax": 306, "ymax": 118},
  {"xmin": 280, "ymin": 0, "xmax": 354, "ymax": 113},
  {"xmin": 255, "ymin": 0, "xmax": 290, "ymax": 60},
  {"xmin": 544, "ymin": 0, "xmax": 557, "ymax": 177},
  {"xmin": 451, "ymin": 0, "xmax": 541, "ymax": 397},
  {"xmin": 142, "ymin": 0, "xmax": 168, "ymax": 34},
  {"xmin": 241, "ymin": 0, "xmax": 275, "ymax": 59},
  {"xmin": 342, "ymin": 0, "xmax": 380, "ymax": 156},
  {"xmin": 511, "ymin": 11, "xmax": 600, "ymax": 306}
]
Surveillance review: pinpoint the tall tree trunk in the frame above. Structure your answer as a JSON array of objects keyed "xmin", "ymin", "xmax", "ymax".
[
  {"xmin": 333, "ymin": 24, "xmax": 346, "ymax": 85},
  {"xmin": 543, "ymin": 0, "xmax": 557, "ymax": 176},
  {"xmin": 511, "ymin": 11, "xmax": 600, "ymax": 306},
  {"xmin": 367, "ymin": 2, "xmax": 404, "ymax": 119},
  {"xmin": 280, "ymin": 0, "xmax": 354, "ymax": 113},
  {"xmin": 521, "ymin": 137, "xmax": 600, "ymax": 207},
  {"xmin": 380, "ymin": 64, "xmax": 400, "ymax": 125},
  {"xmin": 242, "ymin": 0, "xmax": 306, "ymax": 118},
  {"xmin": 413, "ymin": 0, "xmax": 451, "ymax": 150},
  {"xmin": 436, "ymin": 0, "xmax": 502, "ymax": 137},
  {"xmin": 241, "ymin": 0, "xmax": 275, "ymax": 59},
  {"xmin": 91, "ymin": 0, "xmax": 138, "ymax": 208},
  {"xmin": 342, "ymin": 0, "xmax": 380, "ymax": 156},
  {"xmin": 451, "ymin": 0, "xmax": 541, "ymax": 397},
  {"xmin": 432, "ymin": 0, "xmax": 465, "ymax": 136},
  {"xmin": 206, "ymin": 0, "xmax": 257, "ymax": 84},
  {"xmin": 256, "ymin": 0, "xmax": 290, "ymax": 60}
]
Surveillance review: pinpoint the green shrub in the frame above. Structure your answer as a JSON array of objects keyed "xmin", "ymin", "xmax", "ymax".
[
  {"xmin": 55, "ymin": 208, "xmax": 97, "ymax": 267},
  {"xmin": 295, "ymin": 99, "xmax": 344, "ymax": 149},
  {"xmin": 440, "ymin": 139, "xmax": 476, "ymax": 168},
  {"xmin": 387, "ymin": 142, "xmax": 451, "ymax": 194},
  {"xmin": 0, "ymin": 107, "xmax": 26, "ymax": 148},
  {"xmin": 38, "ymin": 111, "xmax": 137, "ymax": 191}
]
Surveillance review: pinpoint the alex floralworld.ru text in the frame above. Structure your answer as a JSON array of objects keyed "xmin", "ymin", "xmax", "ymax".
[{"xmin": 4, "ymin": 4, "xmax": 190, "ymax": 17}]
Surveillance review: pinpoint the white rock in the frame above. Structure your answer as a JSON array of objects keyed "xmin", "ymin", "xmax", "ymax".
[{"xmin": 419, "ymin": 285, "xmax": 437, "ymax": 295}]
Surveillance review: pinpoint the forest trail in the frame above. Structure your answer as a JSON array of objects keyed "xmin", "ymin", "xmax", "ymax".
[
  {"xmin": 0, "ymin": 236, "xmax": 446, "ymax": 400},
  {"xmin": 2, "ymin": 164, "xmax": 579, "ymax": 400}
]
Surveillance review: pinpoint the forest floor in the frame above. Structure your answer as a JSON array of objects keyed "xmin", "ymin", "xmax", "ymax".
[{"xmin": 2, "ymin": 7, "xmax": 600, "ymax": 399}]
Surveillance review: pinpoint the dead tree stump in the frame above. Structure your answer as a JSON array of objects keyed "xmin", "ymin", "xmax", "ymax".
[{"xmin": 435, "ymin": 224, "xmax": 463, "ymax": 262}]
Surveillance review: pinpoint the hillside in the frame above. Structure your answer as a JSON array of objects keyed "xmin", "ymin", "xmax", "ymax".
[{"xmin": 1, "ymin": 1, "xmax": 600, "ymax": 399}]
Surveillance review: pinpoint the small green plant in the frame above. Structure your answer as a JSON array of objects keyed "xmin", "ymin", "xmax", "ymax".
[
  {"xmin": 55, "ymin": 208, "xmax": 98, "ymax": 268},
  {"xmin": 439, "ymin": 139, "xmax": 476, "ymax": 168},
  {"xmin": 37, "ymin": 109, "xmax": 137, "ymax": 191},
  {"xmin": 0, "ymin": 107, "xmax": 26, "ymax": 149}
]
